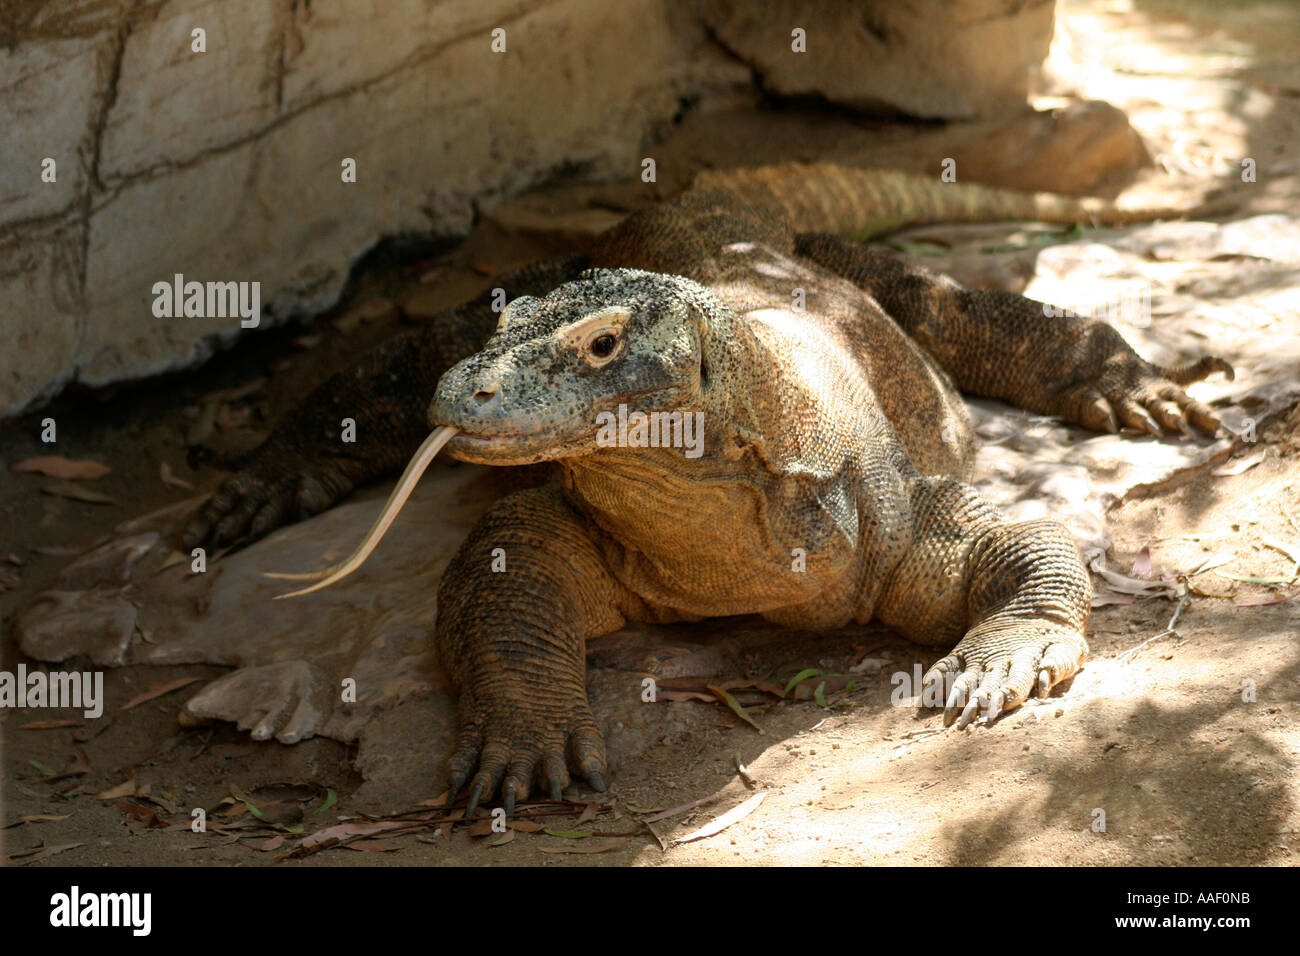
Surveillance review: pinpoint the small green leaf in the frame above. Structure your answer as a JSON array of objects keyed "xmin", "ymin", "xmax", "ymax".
[
  {"xmin": 29, "ymin": 759, "xmax": 55, "ymax": 775},
  {"xmin": 783, "ymin": 668, "xmax": 823, "ymax": 697},
  {"xmin": 813, "ymin": 681, "xmax": 828, "ymax": 708},
  {"xmin": 708, "ymin": 684, "xmax": 762, "ymax": 732},
  {"xmin": 543, "ymin": 828, "xmax": 590, "ymax": 839},
  {"xmin": 1219, "ymin": 572, "xmax": 1297, "ymax": 584},
  {"xmin": 885, "ymin": 240, "xmax": 949, "ymax": 257},
  {"xmin": 313, "ymin": 788, "xmax": 337, "ymax": 816}
]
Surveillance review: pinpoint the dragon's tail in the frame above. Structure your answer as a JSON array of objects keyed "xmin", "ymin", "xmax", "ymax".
[{"xmin": 693, "ymin": 162, "xmax": 1205, "ymax": 239}]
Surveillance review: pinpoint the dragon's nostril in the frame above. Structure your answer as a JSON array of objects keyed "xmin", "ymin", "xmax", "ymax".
[{"xmin": 472, "ymin": 388, "xmax": 497, "ymax": 405}]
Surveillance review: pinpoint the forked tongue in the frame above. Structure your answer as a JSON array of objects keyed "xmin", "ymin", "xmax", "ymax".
[{"xmin": 266, "ymin": 425, "xmax": 458, "ymax": 599}]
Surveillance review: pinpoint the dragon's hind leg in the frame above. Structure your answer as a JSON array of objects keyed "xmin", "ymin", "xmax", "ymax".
[{"xmin": 794, "ymin": 232, "xmax": 1232, "ymax": 437}]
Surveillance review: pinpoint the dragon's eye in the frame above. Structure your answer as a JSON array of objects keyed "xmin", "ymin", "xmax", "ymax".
[{"xmin": 581, "ymin": 328, "xmax": 622, "ymax": 367}]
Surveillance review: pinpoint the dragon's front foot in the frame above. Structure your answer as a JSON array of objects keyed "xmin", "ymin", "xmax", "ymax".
[
  {"xmin": 182, "ymin": 446, "xmax": 361, "ymax": 550},
  {"xmin": 448, "ymin": 684, "xmax": 608, "ymax": 816},
  {"xmin": 924, "ymin": 621, "xmax": 1088, "ymax": 729}
]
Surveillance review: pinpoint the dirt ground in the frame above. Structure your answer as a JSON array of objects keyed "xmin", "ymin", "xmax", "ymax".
[{"xmin": 3, "ymin": 0, "xmax": 1299, "ymax": 867}]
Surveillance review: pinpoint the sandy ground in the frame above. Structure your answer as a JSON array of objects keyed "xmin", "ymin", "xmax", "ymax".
[{"xmin": 3, "ymin": 0, "xmax": 1298, "ymax": 866}]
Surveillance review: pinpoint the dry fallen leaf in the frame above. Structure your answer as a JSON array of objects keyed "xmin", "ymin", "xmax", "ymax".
[
  {"xmin": 1188, "ymin": 553, "xmax": 1233, "ymax": 576},
  {"xmin": 675, "ymin": 791, "xmax": 766, "ymax": 844},
  {"xmin": 41, "ymin": 481, "xmax": 118, "ymax": 505},
  {"xmin": 1211, "ymin": 452, "xmax": 1265, "ymax": 477},
  {"xmin": 1262, "ymin": 536, "xmax": 1300, "ymax": 575},
  {"xmin": 118, "ymin": 801, "xmax": 169, "ymax": 829},
  {"xmin": 159, "ymin": 461, "xmax": 195, "ymax": 490},
  {"xmin": 300, "ymin": 821, "xmax": 411, "ymax": 849},
  {"xmin": 658, "ymin": 690, "xmax": 716, "ymax": 702},
  {"xmin": 438, "ymin": 808, "xmax": 464, "ymax": 840},
  {"xmin": 94, "ymin": 779, "xmax": 137, "ymax": 800},
  {"xmin": 19, "ymin": 719, "xmax": 82, "ymax": 730},
  {"xmin": 252, "ymin": 835, "xmax": 285, "ymax": 852},
  {"xmin": 642, "ymin": 795, "xmax": 718, "ymax": 824},
  {"xmin": 344, "ymin": 841, "xmax": 405, "ymax": 852},
  {"xmin": 1092, "ymin": 591, "xmax": 1137, "ymax": 607},
  {"xmin": 6, "ymin": 842, "xmax": 84, "ymax": 865},
  {"xmin": 1235, "ymin": 595, "xmax": 1292, "ymax": 607},
  {"xmin": 482, "ymin": 830, "xmax": 515, "ymax": 848},
  {"xmin": 537, "ymin": 839, "xmax": 621, "ymax": 854},
  {"xmin": 120, "ymin": 676, "xmax": 202, "ymax": 712},
  {"xmin": 13, "ymin": 456, "xmax": 111, "ymax": 480}
]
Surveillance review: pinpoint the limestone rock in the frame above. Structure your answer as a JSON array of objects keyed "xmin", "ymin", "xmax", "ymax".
[
  {"xmin": 0, "ymin": 0, "xmax": 750, "ymax": 416},
  {"xmin": 15, "ymin": 589, "xmax": 139, "ymax": 667},
  {"xmin": 698, "ymin": 0, "xmax": 1057, "ymax": 120}
]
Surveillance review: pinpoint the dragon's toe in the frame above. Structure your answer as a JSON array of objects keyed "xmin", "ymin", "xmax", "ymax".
[{"xmin": 924, "ymin": 623, "xmax": 1087, "ymax": 728}]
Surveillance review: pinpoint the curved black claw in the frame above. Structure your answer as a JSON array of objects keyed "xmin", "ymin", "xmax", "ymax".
[
  {"xmin": 447, "ymin": 691, "xmax": 609, "ymax": 812},
  {"xmin": 181, "ymin": 451, "xmax": 358, "ymax": 552},
  {"xmin": 465, "ymin": 780, "xmax": 486, "ymax": 818}
]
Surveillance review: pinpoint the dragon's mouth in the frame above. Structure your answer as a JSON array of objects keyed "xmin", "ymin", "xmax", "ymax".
[
  {"xmin": 444, "ymin": 426, "xmax": 588, "ymax": 465},
  {"xmin": 439, "ymin": 410, "xmax": 594, "ymax": 463},
  {"xmin": 453, "ymin": 430, "xmax": 535, "ymax": 445}
]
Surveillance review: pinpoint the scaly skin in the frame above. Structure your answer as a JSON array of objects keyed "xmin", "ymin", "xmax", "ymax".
[
  {"xmin": 182, "ymin": 165, "xmax": 1232, "ymax": 809},
  {"xmin": 435, "ymin": 485, "xmax": 633, "ymax": 811},
  {"xmin": 691, "ymin": 163, "xmax": 1207, "ymax": 238},
  {"xmin": 792, "ymin": 234, "xmax": 1233, "ymax": 435}
]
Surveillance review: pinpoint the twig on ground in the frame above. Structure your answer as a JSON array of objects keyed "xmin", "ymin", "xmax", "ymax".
[{"xmin": 1120, "ymin": 590, "xmax": 1190, "ymax": 661}]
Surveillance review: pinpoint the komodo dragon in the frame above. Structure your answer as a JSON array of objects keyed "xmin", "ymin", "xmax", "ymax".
[{"xmin": 183, "ymin": 164, "xmax": 1232, "ymax": 813}]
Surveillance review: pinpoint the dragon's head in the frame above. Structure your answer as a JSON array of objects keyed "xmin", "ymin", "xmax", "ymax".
[
  {"xmin": 268, "ymin": 269, "xmax": 724, "ymax": 598},
  {"xmin": 430, "ymin": 269, "xmax": 715, "ymax": 465}
]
